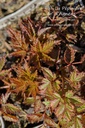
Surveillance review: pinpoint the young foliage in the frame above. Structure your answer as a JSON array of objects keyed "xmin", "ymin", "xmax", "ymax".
[{"xmin": 0, "ymin": 3, "xmax": 85, "ymax": 128}]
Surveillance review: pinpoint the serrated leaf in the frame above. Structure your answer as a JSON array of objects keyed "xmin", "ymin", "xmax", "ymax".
[
  {"xmin": 16, "ymin": 64, "xmax": 37, "ymax": 81},
  {"xmin": 3, "ymin": 103, "xmax": 20, "ymax": 114},
  {"xmin": 3, "ymin": 114, "xmax": 18, "ymax": 122},
  {"xmin": 66, "ymin": 103, "xmax": 74, "ymax": 112},
  {"xmin": 37, "ymin": 41, "xmax": 42, "ymax": 52},
  {"xmin": 70, "ymin": 96, "xmax": 83, "ymax": 104},
  {"xmin": 65, "ymin": 91, "xmax": 73, "ymax": 98},
  {"xmin": 55, "ymin": 80, "xmax": 61, "ymax": 85},
  {"xmin": 74, "ymin": 117, "xmax": 83, "ymax": 128},
  {"xmin": 65, "ymin": 110, "xmax": 72, "ymax": 121},
  {"xmin": 53, "ymin": 80, "xmax": 61, "ymax": 91},
  {"xmin": 35, "ymin": 99, "xmax": 44, "ymax": 112},
  {"xmin": 77, "ymin": 104, "xmax": 85, "ymax": 113},
  {"xmin": 45, "ymin": 116, "xmax": 58, "ymax": 127},
  {"xmin": 20, "ymin": 20, "xmax": 35, "ymax": 41},
  {"xmin": 28, "ymin": 81, "xmax": 39, "ymax": 98},
  {"xmin": 54, "ymin": 93, "xmax": 62, "ymax": 100},
  {"xmin": 40, "ymin": 78, "xmax": 50, "ymax": 90},
  {"xmin": 64, "ymin": 47, "xmax": 75, "ymax": 64},
  {"xmin": 43, "ymin": 99, "xmax": 50, "ymax": 108},
  {"xmin": 8, "ymin": 28, "xmax": 21, "ymax": 46},
  {"xmin": 55, "ymin": 104, "xmax": 65, "ymax": 117},
  {"xmin": 42, "ymin": 67, "xmax": 53, "ymax": 80},
  {"xmin": 23, "ymin": 97, "xmax": 34, "ymax": 105},
  {"xmin": 76, "ymin": 119, "xmax": 83, "ymax": 128},
  {"xmin": 32, "ymin": 41, "xmax": 42, "ymax": 53},
  {"xmin": 50, "ymin": 99, "xmax": 60, "ymax": 110},
  {"xmin": 27, "ymin": 18, "xmax": 36, "ymax": 36},
  {"xmin": 10, "ymin": 78, "xmax": 27, "ymax": 94},
  {"xmin": 1, "ymin": 93, "xmax": 11, "ymax": 104},
  {"xmin": 70, "ymin": 71, "xmax": 84, "ymax": 83},
  {"xmin": 10, "ymin": 50, "xmax": 26, "ymax": 57},
  {"xmin": 42, "ymin": 41, "xmax": 54, "ymax": 54},
  {"xmin": 27, "ymin": 113, "xmax": 43, "ymax": 123},
  {"xmin": 0, "ymin": 57, "xmax": 5, "ymax": 71}
]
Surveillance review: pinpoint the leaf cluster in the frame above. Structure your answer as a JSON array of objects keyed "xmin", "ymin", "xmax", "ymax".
[{"xmin": 0, "ymin": 2, "xmax": 85, "ymax": 128}]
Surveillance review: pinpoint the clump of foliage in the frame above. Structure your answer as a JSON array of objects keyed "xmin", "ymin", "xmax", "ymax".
[{"xmin": 0, "ymin": 3, "xmax": 85, "ymax": 128}]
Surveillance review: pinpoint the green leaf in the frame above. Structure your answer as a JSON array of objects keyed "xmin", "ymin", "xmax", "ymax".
[
  {"xmin": 70, "ymin": 96, "xmax": 83, "ymax": 104},
  {"xmin": 54, "ymin": 93, "xmax": 61, "ymax": 98},
  {"xmin": 71, "ymin": 116, "xmax": 83, "ymax": 128},
  {"xmin": 77, "ymin": 104, "xmax": 85, "ymax": 113},
  {"xmin": 23, "ymin": 97, "xmax": 34, "ymax": 105},
  {"xmin": 3, "ymin": 103, "xmax": 20, "ymax": 114},
  {"xmin": 65, "ymin": 110, "xmax": 72, "ymax": 121},
  {"xmin": 1, "ymin": 93, "xmax": 11, "ymax": 104},
  {"xmin": 65, "ymin": 103, "xmax": 74, "ymax": 112},
  {"xmin": 53, "ymin": 92, "xmax": 64, "ymax": 104},
  {"xmin": 55, "ymin": 104, "xmax": 65, "ymax": 117},
  {"xmin": 65, "ymin": 91, "xmax": 73, "ymax": 98},
  {"xmin": 42, "ymin": 41, "xmax": 54, "ymax": 54},
  {"xmin": 53, "ymin": 80, "xmax": 61, "ymax": 91},
  {"xmin": 70, "ymin": 71, "xmax": 84, "ymax": 83},
  {"xmin": 42, "ymin": 67, "xmax": 53, "ymax": 80},
  {"xmin": 40, "ymin": 78, "xmax": 50, "ymax": 90},
  {"xmin": 43, "ymin": 99, "xmax": 50, "ymax": 108},
  {"xmin": 76, "ymin": 118, "xmax": 83, "ymax": 128},
  {"xmin": 45, "ymin": 116, "xmax": 58, "ymax": 127},
  {"xmin": 50, "ymin": 99, "xmax": 60, "ymax": 110}
]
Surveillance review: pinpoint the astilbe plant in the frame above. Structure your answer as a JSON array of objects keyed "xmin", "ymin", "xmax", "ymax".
[{"xmin": 0, "ymin": 6, "xmax": 85, "ymax": 128}]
